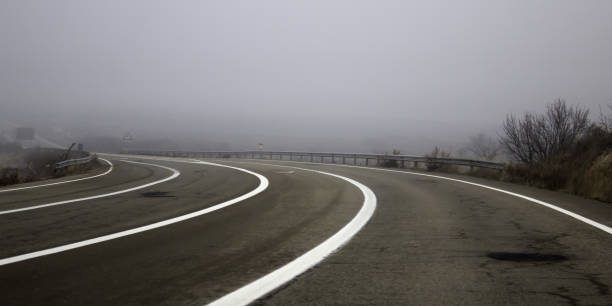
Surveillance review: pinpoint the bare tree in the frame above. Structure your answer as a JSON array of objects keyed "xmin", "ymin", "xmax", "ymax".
[
  {"xmin": 500, "ymin": 113, "xmax": 537, "ymax": 163},
  {"xmin": 500, "ymin": 99, "xmax": 590, "ymax": 163},
  {"xmin": 599, "ymin": 104, "xmax": 612, "ymax": 132},
  {"xmin": 466, "ymin": 133, "xmax": 502, "ymax": 161}
]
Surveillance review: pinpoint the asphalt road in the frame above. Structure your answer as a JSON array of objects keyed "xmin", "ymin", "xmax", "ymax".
[{"xmin": 0, "ymin": 155, "xmax": 610, "ymax": 305}]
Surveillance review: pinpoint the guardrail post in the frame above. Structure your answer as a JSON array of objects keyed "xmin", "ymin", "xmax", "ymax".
[
  {"xmin": 310, "ymin": 153, "xmax": 314, "ymax": 162},
  {"xmin": 332, "ymin": 154, "xmax": 335, "ymax": 164}
]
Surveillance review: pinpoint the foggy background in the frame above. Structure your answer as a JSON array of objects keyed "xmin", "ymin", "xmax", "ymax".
[{"xmin": 1, "ymin": 0, "xmax": 611, "ymax": 155}]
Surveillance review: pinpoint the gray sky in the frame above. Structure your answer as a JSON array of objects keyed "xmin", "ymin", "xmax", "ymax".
[{"xmin": 1, "ymin": 0, "xmax": 611, "ymax": 154}]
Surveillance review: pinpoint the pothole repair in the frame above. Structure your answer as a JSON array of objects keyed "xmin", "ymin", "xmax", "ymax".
[{"xmin": 487, "ymin": 252, "xmax": 567, "ymax": 262}]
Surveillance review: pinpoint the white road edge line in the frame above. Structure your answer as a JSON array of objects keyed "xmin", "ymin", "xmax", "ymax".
[
  {"xmin": 227, "ymin": 158, "xmax": 612, "ymax": 235},
  {"xmin": 0, "ymin": 160, "xmax": 179, "ymax": 215},
  {"xmin": 0, "ymin": 161, "xmax": 268, "ymax": 266},
  {"xmin": 0, "ymin": 158, "xmax": 114, "ymax": 193},
  {"xmin": 206, "ymin": 161, "xmax": 377, "ymax": 306}
]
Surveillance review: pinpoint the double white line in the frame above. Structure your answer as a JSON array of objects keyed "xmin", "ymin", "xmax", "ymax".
[
  {"xmin": 1, "ymin": 157, "xmax": 379, "ymax": 306},
  {"xmin": 0, "ymin": 158, "xmax": 114, "ymax": 193},
  {"xmin": 0, "ymin": 160, "xmax": 179, "ymax": 215},
  {"xmin": 0, "ymin": 160, "xmax": 266, "ymax": 266}
]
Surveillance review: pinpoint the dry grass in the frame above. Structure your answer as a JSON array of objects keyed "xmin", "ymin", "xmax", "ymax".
[
  {"xmin": 468, "ymin": 167, "xmax": 503, "ymax": 180},
  {"xmin": 578, "ymin": 151, "xmax": 612, "ymax": 202}
]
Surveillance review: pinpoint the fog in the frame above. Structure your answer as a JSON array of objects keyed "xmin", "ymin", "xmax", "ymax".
[{"xmin": 1, "ymin": 0, "xmax": 611, "ymax": 155}]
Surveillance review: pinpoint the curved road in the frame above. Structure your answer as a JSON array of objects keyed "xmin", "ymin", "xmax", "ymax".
[{"xmin": 0, "ymin": 155, "xmax": 610, "ymax": 305}]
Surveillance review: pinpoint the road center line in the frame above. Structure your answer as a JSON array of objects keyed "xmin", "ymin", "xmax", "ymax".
[
  {"xmin": 0, "ymin": 158, "xmax": 114, "ymax": 193},
  {"xmin": 230, "ymin": 158, "xmax": 612, "ymax": 235},
  {"xmin": 0, "ymin": 160, "xmax": 268, "ymax": 266},
  {"xmin": 0, "ymin": 160, "xmax": 179, "ymax": 215},
  {"xmin": 206, "ymin": 161, "xmax": 377, "ymax": 306}
]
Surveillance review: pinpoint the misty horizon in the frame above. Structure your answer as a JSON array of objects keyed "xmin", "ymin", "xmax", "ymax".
[{"xmin": 1, "ymin": 0, "xmax": 611, "ymax": 155}]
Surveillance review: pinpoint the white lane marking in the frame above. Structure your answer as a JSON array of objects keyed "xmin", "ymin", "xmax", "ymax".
[
  {"xmin": 99, "ymin": 153, "xmax": 199, "ymax": 164},
  {"xmin": 0, "ymin": 158, "xmax": 114, "ymax": 193},
  {"xmin": 229, "ymin": 158, "xmax": 612, "ymax": 235},
  {"xmin": 0, "ymin": 161, "xmax": 268, "ymax": 266},
  {"xmin": 0, "ymin": 160, "xmax": 179, "ymax": 215},
  {"xmin": 207, "ymin": 162, "xmax": 377, "ymax": 306},
  {"xmin": 276, "ymin": 170, "xmax": 295, "ymax": 174}
]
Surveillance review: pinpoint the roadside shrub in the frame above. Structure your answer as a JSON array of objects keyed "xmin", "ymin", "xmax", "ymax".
[
  {"xmin": 502, "ymin": 161, "xmax": 567, "ymax": 190},
  {"xmin": 578, "ymin": 151, "xmax": 612, "ymax": 202},
  {"xmin": 0, "ymin": 148, "xmax": 103, "ymax": 187},
  {"xmin": 425, "ymin": 147, "xmax": 456, "ymax": 172},
  {"xmin": 468, "ymin": 167, "xmax": 503, "ymax": 180},
  {"xmin": 502, "ymin": 126, "xmax": 612, "ymax": 202},
  {"xmin": 0, "ymin": 168, "xmax": 19, "ymax": 186},
  {"xmin": 500, "ymin": 99, "xmax": 590, "ymax": 163}
]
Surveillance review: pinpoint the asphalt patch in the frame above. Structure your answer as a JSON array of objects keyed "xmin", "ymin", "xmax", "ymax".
[
  {"xmin": 141, "ymin": 191, "xmax": 175, "ymax": 198},
  {"xmin": 487, "ymin": 252, "xmax": 567, "ymax": 262}
]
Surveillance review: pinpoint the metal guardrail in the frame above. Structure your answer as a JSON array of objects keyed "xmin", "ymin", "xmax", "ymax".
[
  {"xmin": 55, "ymin": 153, "xmax": 97, "ymax": 169},
  {"xmin": 123, "ymin": 150, "xmax": 505, "ymax": 170}
]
